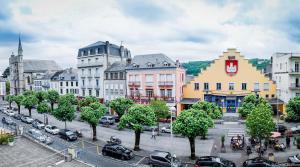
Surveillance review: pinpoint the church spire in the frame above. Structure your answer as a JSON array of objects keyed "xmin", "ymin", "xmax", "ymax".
[{"xmin": 18, "ymin": 34, "xmax": 23, "ymax": 56}]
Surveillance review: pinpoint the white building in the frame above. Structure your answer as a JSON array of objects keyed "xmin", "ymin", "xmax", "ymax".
[
  {"xmin": 272, "ymin": 52, "xmax": 300, "ymax": 103},
  {"xmin": 77, "ymin": 41, "xmax": 130, "ymax": 100},
  {"xmin": 51, "ymin": 68, "xmax": 79, "ymax": 96},
  {"xmin": 0, "ymin": 77, "xmax": 6, "ymax": 100}
]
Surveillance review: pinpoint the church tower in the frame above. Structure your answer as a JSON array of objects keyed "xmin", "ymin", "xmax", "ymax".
[{"xmin": 9, "ymin": 36, "xmax": 25, "ymax": 95}]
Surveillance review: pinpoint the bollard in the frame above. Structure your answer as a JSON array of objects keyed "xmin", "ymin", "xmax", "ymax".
[{"xmin": 97, "ymin": 144, "xmax": 100, "ymax": 155}]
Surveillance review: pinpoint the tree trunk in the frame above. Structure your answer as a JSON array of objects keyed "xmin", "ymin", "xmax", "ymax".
[
  {"xmin": 92, "ymin": 124, "xmax": 97, "ymax": 141},
  {"xmin": 45, "ymin": 114, "xmax": 48, "ymax": 125},
  {"xmin": 134, "ymin": 130, "xmax": 141, "ymax": 151},
  {"xmin": 17, "ymin": 104, "xmax": 20, "ymax": 114},
  {"xmin": 189, "ymin": 137, "xmax": 196, "ymax": 160},
  {"xmin": 29, "ymin": 108, "xmax": 32, "ymax": 117},
  {"xmin": 51, "ymin": 102, "xmax": 54, "ymax": 112},
  {"xmin": 259, "ymin": 138, "xmax": 262, "ymax": 158},
  {"xmin": 9, "ymin": 102, "xmax": 11, "ymax": 110},
  {"xmin": 65, "ymin": 121, "xmax": 67, "ymax": 130}
]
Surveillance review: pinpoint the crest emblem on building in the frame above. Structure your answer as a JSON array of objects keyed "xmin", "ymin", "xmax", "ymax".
[{"xmin": 225, "ymin": 59, "xmax": 238, "ymax": 76}]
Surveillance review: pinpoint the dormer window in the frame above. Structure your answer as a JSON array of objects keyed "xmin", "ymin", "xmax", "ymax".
[
  {"xmin": 133, "ymin": 63, "xmax": 139, "ymax": 68},
  {"xmin": 147, "ymin": 62, "xmax": 154, "ymax": 68},
  {"xmin": 163, "ymin": 61, "xmax": 170, "ymax": 67}
]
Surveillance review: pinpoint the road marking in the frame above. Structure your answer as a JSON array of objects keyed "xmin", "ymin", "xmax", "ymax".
[
  {"xmin": 54, "ymin": 160, "xmax": 65, "ymax": 165},
  {"xmin": 135, "ymin": 156, "xmax": 146, "ymax": 166},
  {"xmin": 185, "ymin": 164, "xmax": 188, "ymax": 167}
]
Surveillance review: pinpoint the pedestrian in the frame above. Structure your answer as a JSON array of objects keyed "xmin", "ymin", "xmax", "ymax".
[
  {"xmin": 151, "ymin": 129, "xmax": 156, "ymax": 140},
  {"xmin": 286, "ymin": 136, "xmax": 291, "ymax": 148},
  {"xmin": 294, "ymin": 136, "xmax": 297, "ymax": 146}
]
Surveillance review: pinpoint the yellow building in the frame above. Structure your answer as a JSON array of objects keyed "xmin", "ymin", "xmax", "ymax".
[{"xmin": 178, "ymin": 48, "xmax": 284, "ymax": 114}]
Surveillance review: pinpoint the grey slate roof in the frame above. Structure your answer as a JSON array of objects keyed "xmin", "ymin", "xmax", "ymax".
[
  {"xmin": 126, "ymin": 53, "xmax": 178, "ymax": 70},
  {"xmin": 52, "ymin": 68, "xmax": 78, "ymax": 81},
  {"xmin": 105, "ymin": 61, "xmax": 126, "ymax": 72},
  {"xmin": 24, "ymin": 60, "xmax": 62, "ymax": 73}
]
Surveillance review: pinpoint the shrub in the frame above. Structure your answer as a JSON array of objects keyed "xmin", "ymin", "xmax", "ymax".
[{"xmin": 0, "ymin": 134, "xmax": 13, "ymax": 145}]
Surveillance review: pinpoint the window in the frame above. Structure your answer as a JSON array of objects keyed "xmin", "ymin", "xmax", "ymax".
[
  {"xmin": 160, "ymin": 89, "xmax": 165, "ymax": 96},
  {"xmin": 266, "ymin": 94, "xmax": 269, "ymax": 98},
  {"xmin": 106, "ymin": 73, "xmax": 109, "ymax": 79},
  {"xmin": 204, "ymin": 83, "xmax": 209, "ymax": 91},
  {"xmin": 82, "ymin": 90, "xmax": 85, "ymax": 96},
  {"xmin": 96, "ymin": 68, "xmax": 99, "ymax": 74},
  {"xmin": 89, "ymin": 90, "xmax": 92, "ymax": 96},
  {"xmin": 96, "ymin": 90, "xmax": 99, "ymax": 97},
  {"xmin": 60, "ymin": 89, "xmax": 63, "ymax": 94},
  {"xmin": 146, "ymin": 89, "xmax": 154, "ymax": 97},
  {"xmin": 88, "ymin": 69, "xmax": 91, "ymax": 75},
  {"xmin": 71, "ymin": 82, "xmax": 73, "ymax": 86},
  {"xmin": 280, "ymin": 63, "xmax": 282, "ymax": 70},
  {"xmin": 242, "ymin": 83, "xmax": 247, "ymax": 90},
  {"xmin": 263, "ymin": 83, "xmax": 269, "ymax": 91},
  {"xmin": 120, "ymin": 72, "xmax": 123, "ymax": 79},
  {"xmin": 96, "ymin": 79, "xmax": 99, "ymax": 86},
  {"xmin": 81, "ymin": 59, "xmax": 84, "ymax": 63},
  {"xmin": 66, "ymin": 82, "xmax": 68, "ymax": 87},
  {"xmin": 296, "ymin": 62, "xmax": 299, "ymax": 72},
  {"xmin": 81, "ymin": 69, "xmax": 84, "ymax": 75},
  {"xmin": 216, "ymin": 83, "xmax": 221, "ymax": 90},
  {"xmin": 194, "ymin": 83, "xmax": 199, "ymax": 91},
  {"xmin": 167, "ymin": 89, "xmax": 172, "ymax": 97},
  {"xmin": 229, "ymin": 83, "xmax": 234, "ymax": 90},
  {"xmin": 110, "ymin": 73, "xmax": 113, "ymax": 79},
  {"xmin": 60, "ymin": 82, "xmax": 63, "ymax": 86},
  {"xmin": 146, "ymin": 74, "xmax": 153, "ymax": 83},
  {"xmin": 66, "ymin": 89, "xmax": 69, "ymax": 93},
  {"xmin": 76, "ymin": 82, "xmax": 78, "ymax": 86},
  {"xmin": 254, "ymin": 83, "xmax": 259, "ymax": 91},
  {"xmin": 271, "ymin": 94, "xmax": 275, "ymax": 98},
  {"xmin": 296, "ymin": 93, "xmax": 300, "ymax": 97},
  {"xmin": 114, "ymin": 73, "xmax": 118, "ymax": 79},
  {"xmin": 166, "ymin": 74, "xmax": 172, "ymax": 81}
]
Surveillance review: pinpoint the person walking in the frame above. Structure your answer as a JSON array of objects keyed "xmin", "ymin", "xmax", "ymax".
[
  {"xmin": 286, "ymin": 136, "xmax": 291, "ymax": 148},
  {"xmin": 151, "ymin": 129, "xmax": 156, "ymax": 140}
]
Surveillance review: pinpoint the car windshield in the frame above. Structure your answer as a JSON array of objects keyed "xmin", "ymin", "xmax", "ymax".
[
  {"xmin": 296, "ymin": 154, "xmax": 300, "ymax": 160},
  {"xmin": 52, "ymin": 126, "xmax": 57, "ymax": 129},
  {"xmin": 66, "ymin": 131, "xmax": 74, "ymax": 135},
  {"xmin": 108, "ymin": 117, "xmax": 113, "ymax": 120},
  {"xmin": 117, "ymin": 146, "xmax": 127, "ymax": 151}
]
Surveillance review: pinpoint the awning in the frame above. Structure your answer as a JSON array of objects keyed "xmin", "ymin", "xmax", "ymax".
[
  {"xmin": 268, "ymin": 98, "xmax": 285, "ymax": 105},
  {"xmin": 180, "ymin": 98, "xmax": 200, "ymax": 104}
]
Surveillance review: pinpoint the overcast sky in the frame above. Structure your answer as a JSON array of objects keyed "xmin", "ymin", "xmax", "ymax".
[{"xmin": 1, "ymin": 0, "xmax": 300, "ymax": 73}]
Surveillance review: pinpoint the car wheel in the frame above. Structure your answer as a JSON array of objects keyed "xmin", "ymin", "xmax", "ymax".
[
  {"xmin": 67, "ymin": 138, "xmax": 69, "ymax": 141},
  {"xmin": 121, "ymin": 156, "xmax": 125, "ymax": 160},
  {"xmin": 102, "ymin": 151, "xmax": 107, "ymax": 156}
]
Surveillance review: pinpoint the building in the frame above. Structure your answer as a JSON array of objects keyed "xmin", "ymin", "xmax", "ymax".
[
  {"xmin": 0, "ymin": 77, "xmax": 6, "ymax": 100},
  {"xmin": 33, "ymin": 71, "xmax": 58, "ymax": 92},
  {"xmin": 272, "ymin": 52, "xmax": 300, "ymax": 103},
  {"xmin": 126, "ymin": 53, "xmax": 185, "ymax": 114},
  {"xmin": 9, "ymin": 37, "xmax": 61, "ymax": 95},
  {"xmin": 179, "ymin": 48, "xmax": 283, "ymax": 114},
  {"xmin": 104, "ymin": 61, "xmax": 127, "ymax": 102},
  {"xmin": 51, "ymin": 68, "xmax": 79, "ymax": 96},
  {"xmin": 77, "ymin": 41, "xmax": 130, "ymax": 100}
]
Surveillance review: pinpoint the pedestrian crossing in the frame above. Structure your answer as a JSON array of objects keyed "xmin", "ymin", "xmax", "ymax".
[{"xmin": 227, "ymin": 128, "xmax": 245, "ymax": 137}]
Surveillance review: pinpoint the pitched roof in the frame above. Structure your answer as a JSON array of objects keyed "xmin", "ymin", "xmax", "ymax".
[
  {"xmin": 23, "ymin": 60, "xmax": 62, "ymax": 73},
  {"xmin": 126, "ymin": 53, "xmax": 178, "ymax": 70},
  {"xmin": 105, "ymin": 61, "xmax": 126, "ymax": 72},
  {"xmin": 52, "ymin": 68, "xmax": 78, "ymax": 81}
]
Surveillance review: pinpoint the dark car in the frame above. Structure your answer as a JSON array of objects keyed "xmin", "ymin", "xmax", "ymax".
[
  {"xmin": 13, "ymin": 114, "xmax": 22, "ymax": 120},
  {"xmin": 275, "ymin": 124, "xmax": 287, "ymax": 134},
  {"xmin": 2, "ymin": 117, "xmax": 16, "ymax": 126},
  {"xmin": 195, "ymin": 156, "xmax": 236, "ymax": 167},
  {"xmin": 288, "ymin": 153, "xmax": 300, "ymax": 164},
  {"xmin": 102, "ymin": 143, "xmax": 134, "ymax": 160},
  {"xmin": 99, "ymin": 116, "xmax": 115, "ymax": 125},
  {"xmin": 243, "ymin": 157, "xmax": 280, "ymax": 167},
  {"xmin": 149, "ymin": 150, "xmax": 182, "ymax": 167},
  {"xmin": 58, "ymin": 129, "xmax": 78, "ymax": 141},
  {"xmin": 112, "ymin": 115, "xmax": 120, "ymax": 122}
]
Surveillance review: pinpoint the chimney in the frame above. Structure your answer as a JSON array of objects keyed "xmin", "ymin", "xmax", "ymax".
[
  {"xmin": 175, "ymin": 60, "xmax": 180, "ymax": 67},
  {"xmin": 120, "ymin": 45, "xmax": 124, "ymax": 61}
]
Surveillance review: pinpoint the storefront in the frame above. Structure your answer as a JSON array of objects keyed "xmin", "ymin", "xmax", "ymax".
[{"xmin": 178, "ymin": 48, "xmax": 284, "ymax": 114}]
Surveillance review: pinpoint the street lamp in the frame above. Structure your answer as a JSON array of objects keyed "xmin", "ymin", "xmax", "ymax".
[{"xmin": 169, "ymin": 106, "xmax": 176, "ymax": 166}]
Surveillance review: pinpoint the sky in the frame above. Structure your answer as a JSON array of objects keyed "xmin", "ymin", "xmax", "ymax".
[{"xmin": 1, "ymin": 0, "xmax": 300, "ymax": 73}]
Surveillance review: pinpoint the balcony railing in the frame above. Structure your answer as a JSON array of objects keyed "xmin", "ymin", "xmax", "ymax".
[
  {"xmin": 289, "ymin": 83, "xmax": 300, "ymax": 89},
  {"xmin": 158, "ymin": 81, "xmax": 173, "ymax": 86},
  {"xmin": 128, "ymin": 81, "xmax": 141, "ymax": 87},
  {"xmin": 87, "ymin": 85, "xmax": 93, "ymax": 89},
  {"xmin": 127, "ymin": 96, "xmax": 175, "ymax": 104},
  {"xmin": 94, "ymin": 73, "xmax": 101, "ymax": 78},
  {"xmin": 145, "ymin": 82, "xmax": 154, "ymax": 87},
  {"xmin": 95, "ymin": 85, "xmax": 100, "ymax": 89},
  {"xmin": 77, "ymin": 62, "xmax": 103, "ymax": 68}
]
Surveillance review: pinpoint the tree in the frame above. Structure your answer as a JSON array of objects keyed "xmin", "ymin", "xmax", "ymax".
[
  {"xmin": 37, "ymin": 101, "xmax": 51, "ymax": 124},
  {"xmin": 246, "ymin": 103, "xmax": 275, "ymax": 157},
  {"xmin": 118, "ymin": 104, "xmax": 156, "ymax": 150},
  {"xmin": 81, "ymin": 102, "xmax": 106, "ymax": 141},
  {"xmin": 35, "ymin": 91, "xmax": 48, "ymax": 104},
  {"xmin": 13, "ymin": 94, "xmax": 24, "ymax": 114},
  {"xmin": 149, "ymin": 99, "xmax": 170, "ymax": 135},
  {"xmin": 79, "ymin": 96, "xmax": 98, "ymax": 108},
  {"xmin": 6, "ymin": 95, "xmax": 14, "ymax": 109},
  {"xmin": 192, "ymin": 101, "xmax": 222, "ymax": 119},
  {"xmin": 64, "ymin": 93, "xmax": 78, "ymax": 105},
  {"xmin": 22, "ymin": 94, "xmax": 38, "ymax": 117},
  {"xmin": 238, "ymin": 94, "xmax": 271, "ymax": 118},
  {"xmin": 109, "ymin": 97, "xmax": 134, "ymax": 117},
  {"xmin": 286, "ymin": 96, "xmax": 300, "ymax": 122},
  {"xmin": 23, "ymin": 90, "xmax": 35, "ymax": 96},
  {"xmin": 47, "ymin": 90, "xmax": 60, "ymax": 112},
  {"xmin": 5, "ymin": 81, "xmax": 10, "ymax": 95},
  {"xmin": 52, "ymin": 95, "xmax": 76, "ymax": 129},
  {"xmin": 173, "ymin": 108, "xmax": 213, "ymax": 159}
]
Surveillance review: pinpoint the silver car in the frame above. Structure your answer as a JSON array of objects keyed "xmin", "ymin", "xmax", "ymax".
[
  {"xmin": 45, "ymin": 125, "xmax": 60, "ymax": 135},
  {"xmin": 28, "ymin": 129, "xmax": 53, "ymax": 145},
  {"xmin": 149, "ymin": 150, "xmax": 182, "ymax": 167}
]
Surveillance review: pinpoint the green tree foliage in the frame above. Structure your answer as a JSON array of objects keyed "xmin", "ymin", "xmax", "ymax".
[
  {"xmin": 47, "ymin": 90, "xmax": 60, "ymax": 112},
  {"xmin": 35, "ymin": 91, "xmax": 48, "ymax": 104},
  {"xmin": 246, "ymin": 103, "xmax": 275, "ymax": 157},
  {"xmin": 13, "ymin": 94, "xmax": 24, "ymax": 114},
  {"xmin": 5, "ymin": 81, "xmax": 10, "ymax": 95},
  {"xmin": 37, "ymin": 101, "xmax": 51, "ymax": 124},
  {"xmin": 81, "ymin": 102, "xmax": 106, "ymax": 140},
  {"xmin": 286, "ymin": 96, "xmax": 300, "ymax": 122},
  {"xmin": 79, "ymin": 96, "xmax": 98, "ymax": 109},
  {"xmin": 22, "ymin": 94, "xmax": 38, "ymax": 117},
  {"xmin": 6, "ymin": 95, "xmax": 14, "ymax": 109},
  {"xmin": 109, "ymin": 97, "xmax": 134, "ymax": 118},
  {"xmin": 23, "ymin": 90, "xmax": 35, "ymax": 96},
  {"xmin": 118, "ymin": 104, "xmax": 156, "ymax": 150},
  {"xmin": 52, "ymin": 95, "xmax": 76, "ymax": 129},
  {"xmin": 238, "ymin": 94, "xmax": 271, "ymax": 118},
  {"xmin": 192, "ymin": 101, "xmax": 222, "ymax": 119},
  {"xmin": 149, "ymin": 99, "xmax": 170, "ymax": 135},
  {"xmin": 64, "ymin": 93, "xmax": 78, "ymax": 105},
  {"xmin": 173, "ymin": 108, "xmax": 213, "ymax": 159}
]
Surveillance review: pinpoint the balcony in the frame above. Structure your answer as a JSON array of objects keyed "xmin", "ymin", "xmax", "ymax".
[
  {"xmin": 289, "ymin": 83, "xmax": 300, "ymax": 90},
  {"xmin": 87, "ymin": 74, "xmax": 93, "ymax": 78},
  {"xmin": 128, "ymin": 81, "xmax": 141, "ymax": 87},
  {"xmin": 77, "ymin": 62, "xmax": 103, "ymax": 68},
  {"xmin": 127, "ymin": 96, "xmax": 175, "ymax": 104},
  {"xmin": 158, "ymin": 81, "xmax": 173, "ymax": 87},
  {"xmin": 94, "ymin": 73, "xmax": 101, "ymax": 78},
  {"xmin": 289, "ymin": 69, "xmax": 300, "ymax": 75},
  {"xmin": 87, "ymin": 85, "xmax": 93, "ymax": 89},
  {"xmin": 95, "ymin": 85, "xmax": 100, "ymax": 89},
  {"xmin": 145, "ymin": 82, "xmax": 154, "ymax": 87}
]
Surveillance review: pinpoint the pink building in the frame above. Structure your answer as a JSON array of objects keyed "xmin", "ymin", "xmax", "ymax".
[{"xmin": 126, "ymin": 54, "xmax": 185, "ymax": 115}]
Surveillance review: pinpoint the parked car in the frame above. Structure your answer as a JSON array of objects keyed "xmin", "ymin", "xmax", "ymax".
[
  {"xmin": 21, "ymin": 116, "xmax": 34, "ymax": 124},
  {"xmin": 243, "ymin": 157, "xmax": 280, "ymax": 167},
  {"xmin": 59, "ymin": 129, "xmax": 78, "ymax": 141},
  {"xmin": 99, "ymin": 116, "xmax": 115, "ymax": 125},
  {"xmin": 161, "ymin": 126, "xmax": 171, "ymax": 133},
  {"xmin": 274, "ymin": 124, "xmax": 287, "ymax": 134},
  {"xmin": 288, "ymin": 153, "xmax": 300, "ymax": 164},
  {"xmin": 13, "ymin": 114, "xmax": 22, "ymax": 120},
  {"xmin": 2, "ymin": 117, "xmax": 16, "ymax": 126},
  {"xmin": 4, "ymin": 110, "xmax": 15, "ymax": 117},
  {"xmin": 45, "ymin": 125, "xmax": 60, "ymax": 135},
  {"xmin": 143, "ymin": 125, "xmax": 158, "ymax": 132},
  {"xmin": 102, "ymin": 143, "xmax": 134, "ymax": 160},
  {"xmin": 149, "ymin": 150, "xmax": 182, "ymax": 167},
  {"xmin": 32, "ymin": 119, "xmax": 45, "ymax": 129},
  {"xmin": 195, "ymin": 156, "xmax": 236, "ymax": 167},
  {"xmin": 28, "ymin": 129, "xmax": 53, "ymax": 145},
  {"xmin": 112, "ymin": 115, "xmax": 120, "ymax": 122},
  {"xmin": 291, "ymin": 125, "xmax": 300, "ymax": 134}
]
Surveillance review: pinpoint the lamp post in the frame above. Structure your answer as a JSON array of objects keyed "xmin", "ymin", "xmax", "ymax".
[
  {"xmin": 276, "ymin": 88, "xmax": 280, "ymax": 132},
  {"xmin": 169, "ymin": 106, "xmax": 176, "ymax": 166}
]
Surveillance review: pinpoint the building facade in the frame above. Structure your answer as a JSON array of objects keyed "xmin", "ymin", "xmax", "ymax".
[
  {"xmin": 0, "ymin": 77, "xmax": 6, "ymax": 100},
  {"xmin": 126, "ymin": 54, "xmax": 185, "ymax": 115},
  {"xmin": 180, "ymin": 48, "xmax": 282, "ymax": 114},
  {"xmin": 104, "ymin": 61, "xmax": 127, "ymax": 102},
  {"xmin": 272, "ymin": 53, "xmax": 300, "ymax": 103},
  {"xmin": 77, "ymin": 41, "xmax": 130, "ymax": 100},
  {"xmin": 51, "ymin": 68, "xmax": 79, "ymax": 96}
]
